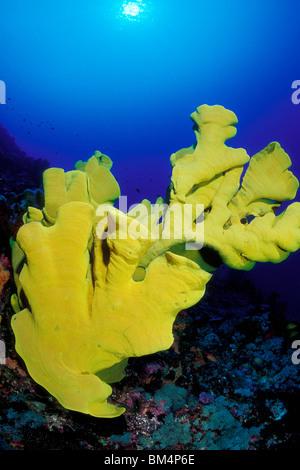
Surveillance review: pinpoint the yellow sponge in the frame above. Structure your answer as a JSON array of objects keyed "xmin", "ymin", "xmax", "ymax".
[{"xmin": 9, "ymin": 106, "xmax": 300, "ymax": 417}]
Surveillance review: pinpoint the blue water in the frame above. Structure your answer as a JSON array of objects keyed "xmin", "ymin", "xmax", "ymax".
[{"xmin": 0, "ymin": 0, "xmax": 300, "ymax": 316}]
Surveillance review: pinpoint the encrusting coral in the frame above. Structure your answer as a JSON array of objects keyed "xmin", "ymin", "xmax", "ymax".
[
  {"xmin": 0, "ymin": 254, "xmax": 10, "ymax": 297},
  {"xmin": 8, "ymin": 105, "xmax": 300, "ymax": 418}
]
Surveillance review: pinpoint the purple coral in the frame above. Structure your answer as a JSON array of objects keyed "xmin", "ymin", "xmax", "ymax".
[{"xmin": 199, "ymin": 392, "xmax": 214, "ymax": 404}]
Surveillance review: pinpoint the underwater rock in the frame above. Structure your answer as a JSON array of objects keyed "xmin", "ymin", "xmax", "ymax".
[{"xmin": 0, "ymin": 123, "xmax": 48, "ymax": 197}]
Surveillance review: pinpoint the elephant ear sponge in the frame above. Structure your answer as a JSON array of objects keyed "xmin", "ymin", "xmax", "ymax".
[
  {"xmin": 8, "ymin": 106, "xmax": 300, "ymax": 418},
  {"xmin": 42, "ymin": 151, "xmax": 120, "ymax": 224},
  {"xmin": 10, "ymin": 154, "xmax": 211, "ymax": 417},
  {"xmin": 167, "ymin": 104, "xmax": 300, "ymax": 271}
]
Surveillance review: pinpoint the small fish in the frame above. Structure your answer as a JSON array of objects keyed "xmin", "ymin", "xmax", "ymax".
[
  {"xmin": 205, "ymin": 353, "xmax": 217, "ymax": 363},
  {"xmin": 286, "ymin": 322, "xmax": 298, "ymax": 330},
  {"xmin": 264, "ymin": 331, "xmax": 276, "ymax": 340}
]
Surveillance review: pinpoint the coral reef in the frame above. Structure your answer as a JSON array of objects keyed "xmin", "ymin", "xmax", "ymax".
[
  {"xmin": 6, "ymin": 104, "xmax": 300, "ymax": 418},
  {"xmin": 1, "ymin": 267, "xmax": 300, "ymax": 450},
  {"xmin": 0, "ymin": 254, "xmax": 10, "ymax": 297}
]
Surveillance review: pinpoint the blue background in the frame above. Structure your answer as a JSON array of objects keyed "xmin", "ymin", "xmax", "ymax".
[{"xmin": 0, "ymin": 0, "xmax": 299, "ymax": 317}]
